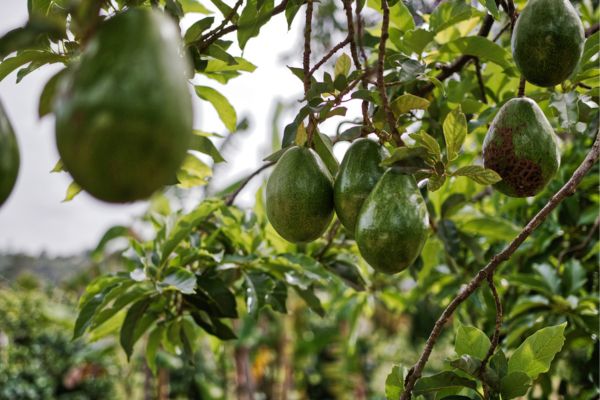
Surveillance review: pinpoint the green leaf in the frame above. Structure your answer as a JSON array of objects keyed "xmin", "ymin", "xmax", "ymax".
[
  {"xmin": 443, "ymin": 107, "xmax": 467, "ymax": 161},
  {"xmin": 244, "ymin": 271, "xmax": 287, "ymax": 315},
  {"xmin": 176, "ymin": 154, "xmax": 212, "ymax": 188},
  {"xmin": 455, "ymin": 323, "xmax": 491, "ymax": 359},
  {"xmin": 385, "ymin": 365, "xmax": 404, "ymax": 400},
  {"xmin": 209, "ymin": 0, "xmax": 236, "ymax": 20},
  {"xmin": 185, "ymin": 271, "xmax": 238, "ymax": 318},
  {"xmin": 0, "ymin": 50, "xmax": 64, "ymax": 82},
  {"xmin": 92, "ymin": 226, "xmax": 129, "ymax": 258},
  {"xmin": 399, "ymin": 28, "xmax": 435, "ymax": 55},
  {"xmin": 120, "ymin": 297, "xmax": 152, "ymax": 360},
  {"xmin": 429, "ymin": 0, "xmax": 482, "ymax": 32},
  {"xmin": 146, "ymin": 325, "xmax": 164, "ymax": 375},
  {"xmin": 479, "ymin": 0, "xmax": 500, "ymax": 19},
  {"xmin": 184, "ymin": 16, "xmax": 215, "ymax": 44},
  {"xmin": 313, "ymin": 132, "xmax": 338, "ymax": 176},
  {"xmin": 409, "ymin": 130, "xmax": 442, "ymax": 165},
  {"xmin": 382, "ymin": 146, "xmax": 428, "ymax": 166},
  {"xmin": 427, "ymin": 174, "xmax": 446, "ymax": 192},
  {"xmin": 62, "ymin": 181, "xmax": 81, "ymax": 202},
  {"xmin": 390, "ymin": 93, "xmax": 430, "ymax": 117},
  {"xmin": 195, "ymin": 85, "xmax": 237, "ymax": 132},
  {"xmin": 453, "ymin": 165, "xmax": 501, "ymax": 185},
  {"xmin": 237, "ymin": 0, "xmax": 274, "ymax": 49},
  {"xmin": 38, "ymin": 68, "xmax": 66, "ymax": 118},
  {"xmin": 458, "ymin": 216, "xmax": 520, "ymax": 241},
  {"xmin": 500, "ymin": 371, "xmax": 532, "ymax": 399},
  {"xmin": 160, "ymin": 267, "xmax": 196, "ymax": 294},
  {"xmin": 507, "ymin": 323, "xmax": 567, "ymax": 379},
  {"xmin": 439, "ymin": 36, "xmax": 513, "ymax": 71},
  {"xmin": 190, "ymin": 131, "xmax": 225, "ymax": 163},
  {"xmin": 550, "ymin": 92, "xmax": 578, "ymax": 131},
  {"xmin": 334, "ymin": 53, "xmax": 351, "ymax": 78},
  {"xmin": 50, "ymin": 159, "xmax": 64, "ymax": 173},
  {"xmin": 73, "ymin": 283, "xmax": 119, "ymax": 339},
  {"xmin": 293, "ymin": 285, "xmax": 324, "ymax": 317},
  {"xmin": 413, "ymin": 371, "xmax": 477, "ymax": 394}
]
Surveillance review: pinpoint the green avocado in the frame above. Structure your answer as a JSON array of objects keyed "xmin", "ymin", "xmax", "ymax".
[
  {"xmin": 355, "ymin": 169, "xmax": 429, "ymax": 274},
  {"xmin": 266, "ymin": 146, "xmax": 334, "ymax": 243},
  {"xmin": 483, "ymin": 97, "xmax": 560, "ymax": 197},
  {"xmin": 334, "ymin": 138, "xmax": 389, "ymax": 233},
  {"xmin": 0, "ymin": 101, "xmax": 19, "ymax": 207},
  {"xmin": 54, "ymin": 8, "xmax": 193, "ymax": 203},
  {"xmin": 512, "ymin": 0, "xmax": 584, "ymax": 87}
]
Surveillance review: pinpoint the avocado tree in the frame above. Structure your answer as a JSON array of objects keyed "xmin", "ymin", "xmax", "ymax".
[{"xmin": 0, "ymin": 0, "xmax": 598, "ymax": 398}]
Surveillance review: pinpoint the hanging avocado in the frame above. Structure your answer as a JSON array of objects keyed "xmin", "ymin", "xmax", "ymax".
[
  {"xmin": 54, "ymin": 8, "xmax": 193, "ymax": 203},
  {"xmin": 355, "ymin": 169, "xmax": 429, "ymax": 274},
  {"xmin": 266, "ymin": 146, "xmax": 334, "ymax": 243},
  {"xmin": 512, "ymin": 0, "xmax": 584, "ymax": 87},
  {"xmin": 334, "ymin": 138, "xmax": 388, "ymax": 233},
  {"xmin": 483, "ymin": 97, "xmax": 560, "ymax": 197},
  {"xmin": 0, "ymin": 101, "xmax": 19, "ymax": 207}
]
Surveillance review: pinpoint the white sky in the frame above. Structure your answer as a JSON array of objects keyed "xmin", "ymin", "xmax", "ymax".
[{"xmin": 0, "ymin": 2, "xmax": 319, "ymax": 255}]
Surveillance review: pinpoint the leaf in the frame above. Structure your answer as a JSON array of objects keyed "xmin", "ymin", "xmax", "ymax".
[
  {"xmin": 324, "ymin": 260, "xmax": 366, "ymax": 291},
  {"xmin": 427, "ymin": 174, "xmax": 446, "ymax": 192},
  {"xmin": 399, "ymin": 28, "xmax": 435, "ymax": 55},
  {"xmin": 507, "ymin": 323, "xmax": 567, "ymax": 379},
  {"xmin": 195, "ymin": 85, "xmax": 237, "ymax": 132},
  {"xmin": 160, "ymin": 267, "xmax": 196, "ymax": 294},
  {"xmin": 293, "ymin": 285, "xmax": 324, "ymax": 317},
  {"xmin": 181, "ymin": 0, "xmax": 213, "ymax": 14},
  {"xmin": 62, "ymin": 181, "xmax": 81, "ymax": 202},
  {"xmin": 313, "ymin": 132, "xmax": 338, "ymax": 176},
  {"xmin": 176, "ymin": 154, "xmax": 212, "ymax": 188},
  {"xmin": 429, "ymin": 0, "xmax": 482, "ymax": 32},
  {"xmin": 73, "ymin": 283, "xmax": 119, "ymax": 339},
  {"xmin": 190, "ymin": 131, "xmax": 225, "ymax": 163},
  {"xmin": 285, "ymin": 0, "xmax": 304, "ymax": 28},
  {"xmin": 479, "ymin": 0, "xmax": 500, "ymax": 19},
  {"xmin": 0, "ymin": 50, "xmax": 64, "ymax": 82},
  {"xmin": 191, "ymin": 311, "xmax": 237, "ymax": 340},
  {"xmin": 409, "ymin": 130, "xmax": 442, "ymax": 165},
  {"xmin": 413, "ymin": 371, "xmax": 477, "ymax": 394},
  {"xmin": 146, "ymin": 325, "xmax": 164, "ymax": 375},
  {"xmin": 550, "ymin": 92, "xmax": 578, "ymax": 131},
  {"xmin": 92, "ymin": 226, "xmax": 129, "ymax": 258},
  {"xmin": 439, "ymin": 36, "xmax": 513, "ymax": 71},
  {"xmin": 455, "ymin": 323, "xmax": 491, "ymax": 359},
  {"xmin": 334, "ymin": 53, "xmax": 351, "ymax": 78},
  {"xmin": 184, "ymin": 17, "xmax": 215, "ymax": 44},
  {"xmin": 120, "ymin": 297, "xmax": 152, "ymax": 360},
  {"xmin": 186, "ymin": 271, "xmax": 238, "ymax": 318},
  {"xmin": 453, "ymin": 165, "xmax": 501, "ymax": 185},
  {"xmin": 383, "ymin": 146, "xmax": 428, "ymax": 166},
  {"xmin": 244, "ymin": 271, "xmax": 287, "ymax": 315},
  {"xmin": 237, "ymin": 0, "xmax": 274, "ymax": 49},
  {"xmin": 443, "ymin": 107, "xmax": 467, "ymax": 161},
  {"xmin": 458, "ymin": 217, "xmax": 520, "ymax": 241},
  {"xmin": 390, "ymin": 94, "xmax": 430, "ymax": 117},
  {"xmin": 385, "ymin": 365, "xmax": 404, "ymax": 400},
  {"xmin": 38, "ymin": 68, "xmax": 66, "ymax": 118},
  {"xmin": 500, "ymin": 371, "xmax": 532, "ymax": 399}
]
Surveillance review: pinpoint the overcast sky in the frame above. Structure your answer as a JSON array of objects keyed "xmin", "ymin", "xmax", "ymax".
[{"xmin": 0, "ymin": 2, "xmax": 313, "ymax": 255}]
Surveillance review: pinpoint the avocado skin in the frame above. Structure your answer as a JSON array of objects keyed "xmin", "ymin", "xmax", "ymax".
[
  {"xmin": 0, "ymin": 101, "xmax": 19, "ymax": 207},
  {"xmin": 483, "ymin": 97, "xmax": 560, "ymax": 197},
  {"xmin": 54, "ymin": 8, "xmax": 192, "ymax": 203},
  {"xmin": 334, "ymin": 139, "xmax": 389, "ymax": 233},
  {"xmin": 512, "ymin": 0, "xmax": 584, "ymax": 87},
  {"xmin": 266, "ymin": 146, "xmax": 334, "ymax": 243},
  {"xmin": 355, "ymin": 169, "xmax": 429, "ymax": 274}
]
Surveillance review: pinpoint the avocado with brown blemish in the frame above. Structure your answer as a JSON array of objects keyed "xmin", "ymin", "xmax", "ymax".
[
  {"xmin": 483, "ymin": 97, "xmax": 560, "ymax": 197},
  {"xmin": 355, "ymin": 169, "xmax": 429, "ymax": 274},
  {"xmin": 334, "ymin": 138, "xmax": 389, "ymax": 233},
  {"xmin": 266, "ymin": 146, "xmax": 334, "ymax": 243}
]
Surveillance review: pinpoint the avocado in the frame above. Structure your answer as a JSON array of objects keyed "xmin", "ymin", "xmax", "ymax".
[
  {"xmin": 512, "ymin": 0, "xmax": 584, "ymax": 87},
  {"xmin": 54, "ymin": 8, "xmax": 193, "ymax": 203},
  {"xmin": 266, "ymin": 146, "xmax": 334, "ymax": 243},
  {"xmin": 355, "ymin": 169, "xmax": 429, "ymax": 274},
  {"xmin": 334, "ymin": 138, "xmax": 389, "ymax": 233},
  {"xmin": 483, "ymin": 97, "xmax": 560, "ymax": 197},
  {"xmin": 0, "ymin": 101, "xmax": 19, "ymax": 207}
]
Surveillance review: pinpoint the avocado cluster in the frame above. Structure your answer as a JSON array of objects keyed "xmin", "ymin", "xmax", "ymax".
[
  {"xmin": 0, "ymin": 101, "xmax": 19, "ymax": 207},
  {"xmin": 54, "ymin": 8, "xmax": 193, "ymax": 203},
  {"xmin": 266, "ymin": 139, "xmax": 430, "ymax": 274}
]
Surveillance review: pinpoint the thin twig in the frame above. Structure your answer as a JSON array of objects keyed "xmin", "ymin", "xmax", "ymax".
[
  {"xmin": 401, "ymin": 131, "xmax": 600, "ymax": 399},
  {"xmin": 302, "ymin": 0, "xmax": 318, "ymax": 146},
  {"xmin": 376, "ymin": 0, "xmax": 403, "ymax": 146},
  {"xmin": 492, "ymin": 22, "xmax": 511, "ymax": 42},
  {"xmin": 355, "ymin": 1, "xmax": 371, "ymax": 131},
  {"xmin": 225, "ymin": 162, "xmax": 275, "ymax": 206},
  {"xmin": 201, "ymin": 0, "xmax": 244, "ymax": 45},
  {"xmin": 474, "ymin": 58, "xmax": 487, "ymax": 104},
  {"xmin": 416, "ymin": 15, "xmax": 494, "ymax": 97},
  {"xmin": 480, "ymin": 274, "xmax": 503, "ymax": 372},
  {"xmin": 308, "ymin": 37, "xmax": 351, "ymax": 77},
  {"xmin": 518, "ymin": 76, "xmax": 526, "ymax": 97}
]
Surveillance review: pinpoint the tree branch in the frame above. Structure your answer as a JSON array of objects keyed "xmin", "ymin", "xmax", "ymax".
[
  {"xmin": 401, "ymin": 130, "xmax": 600, "ymax": 399},
  {"xmin": 479, "ymin": 274, "xmax": 502, "ymax": 372},
  {"xmin": 308, "ymin": 37, "xmax": 351, "ymax": 77},
  {"xmin": 376, "ymin": 0, "xmax": 403, "ymax": 146},
  {"xmin": 474, "ymin": 58, "xmax": 487, "ymax": 104},
  {"xmin": 225, "ymin": 162, "xmax": 275, "ymax": 206}
]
